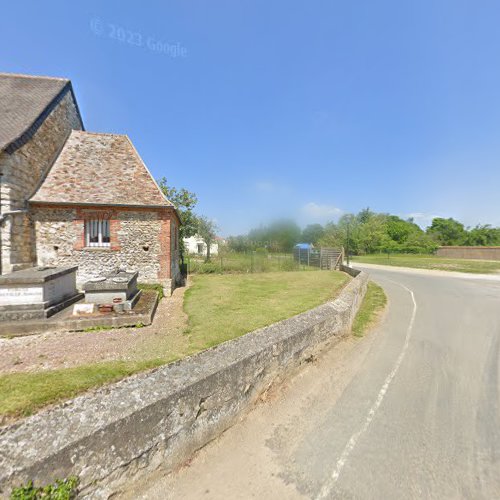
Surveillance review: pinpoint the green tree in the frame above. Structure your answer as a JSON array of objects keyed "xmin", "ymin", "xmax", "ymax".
[
  {"xmin": 427, "ymin": 218, "xmax": 466, "ymax": 246},
  {"xmin": 317, "ymin": 214, "xmax": 361, "ymax": 255},
  {"xmin": 227, "ymin": 235, "xmax": 252, "ymax": 252},
  {"xmin": 400, "ymin": 231, "xmax": 439, "ymax": 253},
  {"xmin": 318, "ymin": 221, "xmax": 345, "ymax": 249},
  {"xmin": 464, "ymin": 224, "xmax": 500, "ymax": 246},
  {"xmin": 248, "ymin": 219, "xmax": 301, "ymax": 252},
  {"xmin": 158, "ymin": 177, "xmax": 198, "ymax": 259},
  {"xmin": 386, "ymin": 215, "xmax": 413, "ymax": 243},
  {"xmin": 301, "ymin": 224, "xmax": 325, "ymax": 245},
  {"xmin": 357, "ymin": 207, "xmax": 375, "ymax": 224},
  {"xmin": 357, "ymin": 214, "xmax": 388, "ymax": 254},
  {"xmin": 197, "ymin": 215, "xmax": 218, "ymax": 261}
]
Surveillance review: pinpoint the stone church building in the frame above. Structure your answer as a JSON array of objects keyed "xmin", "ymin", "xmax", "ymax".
[{"xmin": 0, "ymin": 73, "xmax": 180, "ymax": 290}]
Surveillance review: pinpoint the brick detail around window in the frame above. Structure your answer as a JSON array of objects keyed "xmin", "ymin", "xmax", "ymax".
[
  {"xmin": 158, "ymin": 210, "xmax": 171, "ymax": 280},
  {"xmin": 74, "ymin": 208, "xmax": 119, "ymax": 251},
  {"xmin": 110, "ymin": 219, "xmax": 121, "ymax": 251},
  {"xmin": 73, "ymin": 215, "xmax": 86, "ymax": 251}
]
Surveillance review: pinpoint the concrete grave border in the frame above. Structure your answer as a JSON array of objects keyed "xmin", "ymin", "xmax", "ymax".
[
  {"xmin": 0, "ymin": 269, "xmax": 368, "ymax": 498},
  {"xmin": 0, "ymin": 290, "xmax": 158, "ymax": 337}
]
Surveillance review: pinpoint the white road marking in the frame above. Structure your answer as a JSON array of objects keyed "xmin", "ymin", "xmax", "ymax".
[{"xmin": 316, "ymin": 280, "xmax": 417, "ymax": 499}]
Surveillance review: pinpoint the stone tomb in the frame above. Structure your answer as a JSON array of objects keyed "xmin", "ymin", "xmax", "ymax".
[
  {"xmin": 0, "ymin": 266, "xmax": 83, "ymax": 322},
  {"xmin": 83, "ymin": 271, "xmax": 141, "ymax": 311}
]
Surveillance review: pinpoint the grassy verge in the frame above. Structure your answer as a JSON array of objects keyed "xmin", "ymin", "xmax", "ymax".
[
  {"xmin": 351, "ymin": 253, "xmax": 500, "ymax": 274},
  {"xmin": 0, "ymin": 271, "xmax": 348, "ymax": 420},
  {"xmin": 352, "ymin": 281, "xmax": 387, "ymax": 337}
]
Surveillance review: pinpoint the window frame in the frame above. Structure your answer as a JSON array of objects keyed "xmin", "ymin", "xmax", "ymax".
[{"xmin": 85, "ymin": 218, "xmax": 111, "ymax": 248}]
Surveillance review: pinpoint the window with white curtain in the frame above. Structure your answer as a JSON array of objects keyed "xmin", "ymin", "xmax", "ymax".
[{"xmin": 85, "ymin": 219, "xmax": 110, "ymax": 247}]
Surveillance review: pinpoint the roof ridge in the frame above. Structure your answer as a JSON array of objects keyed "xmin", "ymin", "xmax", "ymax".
[
  {"xmin": 71, "ymin": 130, "xmax": 128, "ymax": 138},
  {"xmin": 0, "ymin": 72, "xmax": 69, "ymax": 82}
]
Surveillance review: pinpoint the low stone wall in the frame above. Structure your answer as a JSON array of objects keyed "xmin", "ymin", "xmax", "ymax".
[
  {"xmin": 339, "ymin": 263, "xmax": 361, "ymax": 277},
  {"xmin": 436, "ymin": 246, "xmax": 500, "ymax": 261},
  {"xmin": 0, "ymin": 270, "xmax": 368, "ymax": 499}
]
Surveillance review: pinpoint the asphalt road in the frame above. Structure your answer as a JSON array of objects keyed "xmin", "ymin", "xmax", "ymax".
[{"xmin": 124, "ymin": 265, "xmax": 500, "ymax": 499}]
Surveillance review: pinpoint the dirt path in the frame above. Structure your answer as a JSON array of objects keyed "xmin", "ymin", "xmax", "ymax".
[{"xmin": 0, "ymin": 285, "xmax": 189, "ymax": 374}]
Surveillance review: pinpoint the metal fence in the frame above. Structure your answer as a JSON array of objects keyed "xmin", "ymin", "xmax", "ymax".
[
  {"xmin": 185, "ymin": 248, "xmax": 344, "ymax": 274},
  {"xmin": 293, "ymin": 247, "xmax": 344, "ymax": 270}
]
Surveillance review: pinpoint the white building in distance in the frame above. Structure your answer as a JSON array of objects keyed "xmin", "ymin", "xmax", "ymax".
[{"xmin": 184, "ymin": 235, "xmax": 220, "ymax": 256}]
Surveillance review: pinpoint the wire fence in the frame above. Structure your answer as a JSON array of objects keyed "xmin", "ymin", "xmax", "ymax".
[
  {"xmin": 185, "ymin": 248, "xmax": 343, "ymax": 274},
  {"xmin": 186, "ymin": 251, "xmax": 314, "ymax": 274}
]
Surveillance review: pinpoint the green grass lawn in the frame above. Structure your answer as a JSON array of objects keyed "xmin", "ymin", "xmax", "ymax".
[
  {"xmin": 0, "ymin": 271, "xmax": 349, "ymax": 420},
  {"xmin": 352, "ymin": 281, "xmax": 387, "ymax": 337},
  {"xmin": 184, "ymin": 271, "xmax": 350, "ymax": 351},
  {"xmin": 351, "ymin": 253, "xmax": 500, "ymax": 274}
]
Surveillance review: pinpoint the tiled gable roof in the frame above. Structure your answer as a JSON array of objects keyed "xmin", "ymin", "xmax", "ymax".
[
  {"xmin": 30, "ymin": 131, "xmax": 173, "ymax": 208},
  {"xmin": 0, "ymin": 72, "xmax": 83, "ymax": 153}
]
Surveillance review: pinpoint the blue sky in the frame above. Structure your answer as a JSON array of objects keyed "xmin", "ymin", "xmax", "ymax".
[{"xmin": 3, "ymin": 1, "xmax": 500, "ymax": 235}]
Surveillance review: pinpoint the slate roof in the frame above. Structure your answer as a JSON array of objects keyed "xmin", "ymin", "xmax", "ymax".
[
  {"xmin": 30, "ymin": 131, "xmax": 173, "ymax": 208},
  {"xmin": 0, "ymin": 73, "xmax": 83, "ymax": 153}
]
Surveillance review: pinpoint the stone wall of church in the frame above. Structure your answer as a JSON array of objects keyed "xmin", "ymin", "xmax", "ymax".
[
  {"xmin": 31, "ymin": 205, "xmax": 180, "ymax": 290},
  {"xmin": 0, "ymin": 90, "xmax": 82, "ymax": 273}
]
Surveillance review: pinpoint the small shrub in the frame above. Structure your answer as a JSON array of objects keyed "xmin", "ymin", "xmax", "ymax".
[
  {"xmin": 280, "ymin": 259, "xmax": 299, "ymax": 271},
  {"xmin": 138, "ymin": 283, "xmax": 164, "ymax": 300},
  {"xmin": 193, "ymin": 261, "xmax": 220, "ymax": 274},
  {"xmin": 11, "ymin": 476, "xmax": 78, "ymax": 500}
]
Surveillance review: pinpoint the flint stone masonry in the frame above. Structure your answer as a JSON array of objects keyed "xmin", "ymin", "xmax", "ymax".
[
  {"xmin": 31, "ymin": 207, "xmax": 174, "ymax": 286},
  {"xmin": 0, "ymin": 270, "xmax": 368, "ymax": 499},
  {"xmin": 0, "ymin": 90, "xmax": 82, "ymax": 273}
]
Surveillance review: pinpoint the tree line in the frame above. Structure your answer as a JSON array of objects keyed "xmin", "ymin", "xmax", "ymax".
[
  {"xmin": 227, "ymin": 209, "xmax": 500, "ymax": 255},
  {"xmin": 158, "ymin": 178, "xmax": 500, "ymax": 257}
]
